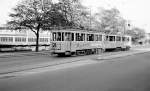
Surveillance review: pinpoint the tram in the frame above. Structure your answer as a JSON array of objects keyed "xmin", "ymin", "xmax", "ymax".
[{"xmin": 50, "ymin": 29, "xmax": 132, "ymax": 56}]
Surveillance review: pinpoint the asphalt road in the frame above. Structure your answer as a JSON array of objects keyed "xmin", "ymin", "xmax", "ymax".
[
  {"xmin": 0, "ymin": 50, "xmax": 136, "ymax": 74},
  {"xmin": 0, "ymin": 51, "xmax": 150, "ymax": 91}
]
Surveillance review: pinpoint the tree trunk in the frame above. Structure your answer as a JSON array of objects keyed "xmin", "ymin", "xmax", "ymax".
[{"xmin": 35, "ymin": 29, "xmax": 39, "ymax": 52}]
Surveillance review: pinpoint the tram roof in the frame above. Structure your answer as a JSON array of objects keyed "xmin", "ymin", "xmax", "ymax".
[
  {"xmin": 51, "ymin": 29, "xmax": 131, "ymax": 37},
  {"xmin": 51, "ymin": 29, "xmax": 105, "ymax": 34}
]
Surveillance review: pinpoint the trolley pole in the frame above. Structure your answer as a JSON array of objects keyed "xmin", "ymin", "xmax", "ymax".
[
  {"xmin": 88, "ymin": 6, "xmax": 92, "ymax": 30},
  {"xmin": 90, "ymin": 7, "xmax": 91, "ymax": 30}
]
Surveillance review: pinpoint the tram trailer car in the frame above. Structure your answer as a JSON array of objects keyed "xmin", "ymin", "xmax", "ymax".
[{"xmin": 51, "ymin": 29, "xmax": 132, "ymax": 56}]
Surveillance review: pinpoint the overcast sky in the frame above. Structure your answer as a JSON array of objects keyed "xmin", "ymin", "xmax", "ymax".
[{"xmin": 0, "ymin": 0, "xmax": 150, "ymax": 32}]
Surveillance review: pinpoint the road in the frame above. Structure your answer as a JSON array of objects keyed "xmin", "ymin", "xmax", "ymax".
[
  {"xmin": 0, "ymin": 51, "xmax": 150, "ymax": 91},
  {"xmin": 0, "ymin": 49, "xmax": 137, "ymax": 74}
]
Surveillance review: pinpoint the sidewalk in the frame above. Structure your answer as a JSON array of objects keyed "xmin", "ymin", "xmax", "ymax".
[{"xmin": 0, "ymin": 51, "xmax": 52, "ymax": 57}]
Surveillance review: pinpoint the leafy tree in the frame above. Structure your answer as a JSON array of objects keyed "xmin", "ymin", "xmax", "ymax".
[
  {"xmin": 126, "ymin": 27, "xmax": 146, "ymax": 42},
  {"xmin": 7, "ymin": 0, "xmax": 89, "ymax": 52},
  {"xmin": 46, "ymin": 3, "xmax": 71, "ymax": 29},
  {"xmin": 95, "ymin": 8, "xmax": 126, "ymax": 34},
  {"xmin": 56, "ymin": 0, "xmax": 89, "ymax": 29},
  {"xmin": 7, "ymin": 0, "xmax": 54, "ymax": 52}
]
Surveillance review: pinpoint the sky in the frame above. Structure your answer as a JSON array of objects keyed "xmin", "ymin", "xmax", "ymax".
[{"xmin": 0, "ymin": 0, "xmax": 150, "ymax": 32}]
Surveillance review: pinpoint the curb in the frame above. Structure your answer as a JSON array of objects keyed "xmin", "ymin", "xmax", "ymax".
[{"xmin": 0, "ymin": 51, "xmax": 52, "ymax": 58}]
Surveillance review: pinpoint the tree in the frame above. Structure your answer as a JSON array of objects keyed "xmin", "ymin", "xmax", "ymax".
[
  {"xmin": 7, "ymin": 0, "xmax": 53, "ymax": 52},
  {"xmin": 46, "ymin": 3, "xmax": 71, "ymax": 29},
  {"xmin": 126, "ymin": 27, "xmax": 146, "ymax": 42},
  {"xmin": 95, "ymin": 8, "xmax": 127, "ymax": 34},
  {"xmin": 7, "ymin": 0, "xmax": 89, "ymax": 52},
  {"xmin": 56, "ymin": 0, "xmax": 89, "ymax": 29}
]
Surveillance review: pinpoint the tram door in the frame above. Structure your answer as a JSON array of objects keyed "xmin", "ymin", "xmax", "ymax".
[{"xmin": 64, "ymin": 32, "xmax": 73, "ymax": 52}]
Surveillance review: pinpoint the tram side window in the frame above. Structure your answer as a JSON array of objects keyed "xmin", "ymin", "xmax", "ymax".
[
  {"xmin": 98, "ymin": 35, "xmax": 102, "ymax": 41},
  {"xmin": 109, "ymin": 36, "xmax": 113, "ymax": 41},
  {"xmin": 91, "ymin": 34, "xmax": 94, "ymax": 41},
  {"xmin": 57, "ymin": 32, "xmax": 61, "ymax": 41},
  {"xmin": 95, "ymin": 35, "xmax": 99, "ymax": 41},
  {"xmin": 103, "ymin": 35, "xmax": 106, "ymax": 41},
  {"xmin": 127, "ymin": 37, "xmax": 130, "ymax": 41},
  {"xmin": 76, "ymin": 33, "xmax": 81, "ymax": 41},
  {"xmin": 72, "ymin": 33, "xmax": 74, "ymax": 41},
  {"xmin": 82, "ymin": 33, "xmax": 85, "ymax": 41},
  {"xmin": 62, "ymin": 32, "xmax": 64, "ymax": 41},
  {"xmin": 76, "ymin": 33, "xmax": 79, "ymax": 41},
  {"xmin": 76, "ymin": 33, "xmax": 85, "ymax": 41},
  {"xmin": 65, "ymin": 32, "xmax": 73, "ymax": 41},
  {"xmin": 87, "ymin": 34, "xmax": 89, "ymax": 41},
  {"xmin": 127, "ymin": 37, "xmax": 129, "ymax": 41},
  {"xmin": 65, "ymin": 32, "xmax": 69, "ymax": 41},
  {"xmin": 113, "ymin": 36, "xmax": 115, "ymax": 41},
  {"xmin": 106, "ymin": 36, "xmax": 109, "ymax": 41},
  {"xmin": 116, "ymin": 36, "xmax": 121, "ymax": 41},
  {"xmin": 109, "ymin": 36, "xmax": 115, "ymax": 41},
  {"xmin": 87, "ymin": 34, "xmax": 94, "ymax": 41},
  {"xmin": 122, "ymin": 37, "xmax": 125, "ymax": 41},
  {"xmin": 125, "ymin": 37, "xmax": 129, "ymax": 41}
]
